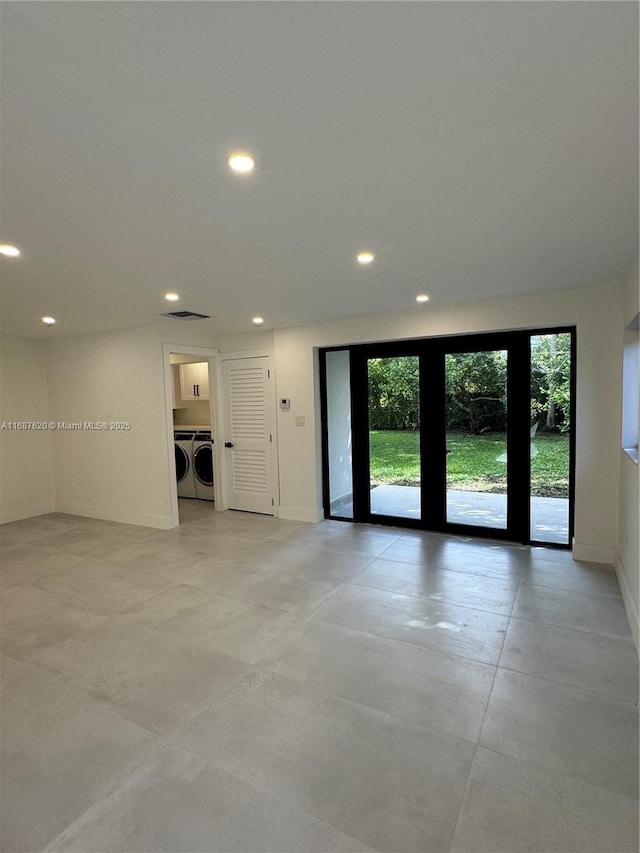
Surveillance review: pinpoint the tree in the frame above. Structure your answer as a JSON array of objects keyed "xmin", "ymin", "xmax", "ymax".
[
  {"xmin": 368, "ymin": 357, "xmax": 419, "ymax": 430},
  {"xmin": 531, "ymin": 333, "xmax": 571, "ymax": 432},
  {"xmin": 445, "ymin": 351, "xmax": 507, "ymax": 434}
]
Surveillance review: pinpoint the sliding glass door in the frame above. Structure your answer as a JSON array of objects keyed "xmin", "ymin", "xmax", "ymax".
[{"xmin": 320, "ymin": 327, "xmax": 575, "ymax": 547}]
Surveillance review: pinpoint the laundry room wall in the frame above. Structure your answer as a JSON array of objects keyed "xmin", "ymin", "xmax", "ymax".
[
  {"xmin": 46, "ymin": 323, "xmax": 217, "ymax": 528},
  {"xmin": 0, "ymin": 337, "xmax": 56, "ymax": 523},
  {"xmin": 173, "ymin": 401, "xmax": 210, "ymax": 426},
  {"xmin": 170, "ymin": 362, "xmax": 211, "ymax": 426}
]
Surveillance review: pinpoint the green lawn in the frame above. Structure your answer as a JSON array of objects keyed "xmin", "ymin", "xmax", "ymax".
[{"xmin": 369, "ymin": 430, "xmax": 569, "ymax": 497}]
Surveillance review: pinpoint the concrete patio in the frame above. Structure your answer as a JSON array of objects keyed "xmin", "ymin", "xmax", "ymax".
[{"xmin": 366, "ymin": 485, "xmax": 569, "ymax": 544}]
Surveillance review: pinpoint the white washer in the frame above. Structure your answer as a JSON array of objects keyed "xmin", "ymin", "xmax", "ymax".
[
  {"xmin": 174, "ymin": 431, "xmax": 197, "ymax": 498},
  {"xmin": 192, "ymin": 430, "xmax": 214, "ymax": 501}
]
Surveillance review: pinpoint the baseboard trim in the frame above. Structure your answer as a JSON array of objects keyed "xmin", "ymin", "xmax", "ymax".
[
  {"xmin": 278, "ymin": 505, "xmax": 324, "ymax": 524},
  {"xmin": 55, "ymin": 502, "xmax": 176, "ymax": 530},
  {"xmin": 572, "ymin": 542, "xmax": 616, "ymax": 565},
  {"xmin": 615, "ymin": 548, "xmax": 639, "ymax": 652},
  {"xmin": 0, "ymin": 503, "xmax": 56, "ymax": 525}
]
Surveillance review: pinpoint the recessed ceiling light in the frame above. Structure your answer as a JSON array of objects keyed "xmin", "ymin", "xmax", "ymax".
[
  {"xmin": 42, "ymin": 316, "xmax": 56, "ymax": 325},
  {"xmin": 227, "ymin": 152, "xmax": 256, "ymax": 173},
  {"xmin": 164, "ymin": 292, "xmax": 180, "ymax": 302},
  {"xmin": 252, "ymin": 316, "xmax": 264, "ymax": 326},
  {"xmin": 416, "ymin": 294, "xmax": 430, "ymax": 303},
  {"xmin": 0, "ymin": 244, "xmax": 21, "ymax": 257},
  {"xmin": 356, "ymin": 251, "xmax": 375, "ymax": 265}
]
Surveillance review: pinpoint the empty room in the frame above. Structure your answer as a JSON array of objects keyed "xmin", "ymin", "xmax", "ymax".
[{"xmin": 1, "ymin": 2, "xmax": 638, "ymax": 852}]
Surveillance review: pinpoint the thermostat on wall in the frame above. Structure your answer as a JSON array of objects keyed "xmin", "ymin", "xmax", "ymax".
[{"xmin": 280, "ymin": 398, "xmax": 291, "ymax": 410}]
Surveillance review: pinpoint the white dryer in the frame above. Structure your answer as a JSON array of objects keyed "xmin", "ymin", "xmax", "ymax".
[
  {"xmin": 192, "ymin": 430, "xmax": 214, "ymax": 501},
  {"xmin": 174, "ymin": 431, "xmax": 197, "ymax": 498}
]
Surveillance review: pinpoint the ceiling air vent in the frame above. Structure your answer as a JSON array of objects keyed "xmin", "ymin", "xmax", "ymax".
[{"xmin": 161, "ymin": 311, "xmax": 210, "ymax": 321}]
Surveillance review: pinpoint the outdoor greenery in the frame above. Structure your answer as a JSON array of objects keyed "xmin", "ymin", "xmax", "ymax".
[
  {"xmin": 530, "ymin": 333, "xmax": 572, "ymax": 432},
  {"xmin": 366, "ymin": 336, "xmax": 571, "ymax": 497},
  {"xmin": 368, "ymin": 356, "xmax": 419, "ymax": 430},
  {"xmin": 369, "ymin": 430, "xmax": 569, "ymax": 498},
  {"xmin": 445, "ymin": 351, "xmax": 507, "ymax": 434},
  {"xmin": 367, "ymin": 334, "xmax": 572, "ymax": 435}
]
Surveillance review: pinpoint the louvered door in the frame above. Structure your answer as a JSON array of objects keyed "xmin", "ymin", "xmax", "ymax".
[{"xmin": 222, "ymin": 356, "xmax": 275, "ymax": 514}]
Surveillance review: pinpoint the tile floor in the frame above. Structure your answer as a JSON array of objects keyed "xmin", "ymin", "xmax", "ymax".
[{"xmin": 1, "ymin": 500, "xmax": 638, "ymax": 853}]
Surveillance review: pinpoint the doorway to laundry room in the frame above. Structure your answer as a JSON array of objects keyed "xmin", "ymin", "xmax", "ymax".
[{"xmin": 168, "ymin": 350, "xmax": 217, "ymax": 526}]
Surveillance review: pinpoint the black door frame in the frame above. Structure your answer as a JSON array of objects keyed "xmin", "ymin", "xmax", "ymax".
[{"xmin": 319, "ymin": 326, "xmax": 576, "ymax": 548}]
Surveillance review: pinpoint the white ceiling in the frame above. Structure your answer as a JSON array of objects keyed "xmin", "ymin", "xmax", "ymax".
[{"xmin": 1, "ymin": 1, "xmax": 638, "ymax": 340}]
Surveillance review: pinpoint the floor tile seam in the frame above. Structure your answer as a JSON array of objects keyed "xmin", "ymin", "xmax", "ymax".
[
  {"xmin": 97, "ymin": 617, "xmax": 259, "ymax": 672},
  {"xmin": 497, "ymin": 664, "xmax": 638, "ymax": 709},
  {"xmin": 472, "ymin": 742, "xmax": 640, "ymax": 803},
  {"xmin": 200, "ymin": 580, "xmax": 351, "ymax": 618},
  {"xmin": 17, "ymin": 558, "xmax": 116, "ymax": 594},
  {"xmin": 3, "ymin": 653, "xmax": 174, "ymax": 744},
  {"xmin": 83, "ymin": 531, "xmax": 164, "ymax": 546},
  {"xmin": 244, "ymin": 619, "xmax": 310, "ymax": 666},
  {"xmin": 0, "ymin": 649, "xmax": 26, "ymax": 668},
  {"xmin": 38, "ymin": 578, "xmax": 191, "ymax": 618},
  {"xmin": 171, "ymin": 583, "xmax": 308, "ymax": 619},
  {"xmin": 164, "ymin": 666, "xmax": 268, "ymax": 746},
  {"xmin": 359, "ymin": 554, "xmax": 523, "ymax": 584},
  {"xmin": 306, "ymin": 610, "xmax": 503, "ymax": 670},
  {"xmin": 293, "ymin": 581, "xmax": 352, "ymax": 617},
  {"xmin": 1, "ymin": 542, "xmax": 111, "ymax": 562},
  {"xmin": 226, "ymin": 554, "xmax": 375, "ymax": 579},
  {"xmin": 518, "ymin": 579, "xmax": 625, "ymax": 602},
  {"xmin": 30, "ymin": 649, "xmax": 254, "ymax": 742},
  {"xmin": 37, "ymin": 738, "xmax": 181, "ymax": 853},
  {"xmin": 447, "ymin": 617, "xmax": 545, "ymax": 845},
  {"xmin": 0, "ymin": 526, "xmax": 88, "ymax": 546},
  {"xmin": 125, "ymin": 604, "xmax": 307, "ymax": 664},
  {"xmin": 347, "ymin": 580, "xmax": 516, "ymax": 618},
  {"xmin": 316, "ymin": 581, "xmax": 513, "ymax": 621},
  {"xmin": 506, "ymin": 610, "xmax": 633, "ymax": 642},
  {"xmin": 447, "ymin": 739, "xmax": 482, "ymax": 853},
  {"xmin": 1, "ymin": 582, "xmax": 109, "ymax": 621},
  {"xmin": 490, "ymin": 660, "xmax": 640, "ymax": 708},
  {"xmin": 116, "ymin": 581, "xmax": 216, "ymax": 616},
  {"xmin": 21, "ymin": 608, "xmax": 254, "ymax": 686},
  {"xmin": 447, "ymin": 659, "xmax": 504, "ymax": 851},
  {"xmin": 160, "ymin": 738, "xmax": 384, "ymax": 853},
  {"xmin": 248, "ymin": 658, "xmax": 483, "ymax": 750},
  {"xmin": 505, "ymin": 612, "xmax": 639, "ymax": 650},
  {"xmin": 528, "ymin": 556, "xmax": 616, "ymax": 570},
  {"xmin": 1, "ymin": 615, "xmax": 115, "ymax": 664},
  {"xmin": 170, "ymin": 672, "xmax": 482, "ymax": 797},
  {"xmin": 157, "ymin": 543, "xmax": 259, "ymax": 560},
  {"xmin": 307, "ymin": 541, "xmax": 399, "ymax": 560}
]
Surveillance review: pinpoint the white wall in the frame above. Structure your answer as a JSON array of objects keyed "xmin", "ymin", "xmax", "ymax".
[
  {"xmin": 47, "ymin": 324, "xmax": 216, "ymax": 528},
  {"xmin": 272, "ymin": 280, "xmax": 625, "ymax": 556},
  {"xmin": 0, "ymin": 337, "xmax": 56, "ymax": 522},
  {"xmin": 617, "ymin": 254, "xmax": 639, "ymax": 648}
]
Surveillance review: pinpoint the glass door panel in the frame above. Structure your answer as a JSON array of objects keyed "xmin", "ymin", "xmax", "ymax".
[
  {"xmin": 368, "ymin": 356, "xmax": 421, "ymax": 520},
  {"xmin": 325, "ymin": 350, "xmax": 354, "ymax": 519},
  {"xmin": 445, "ymin": 350, "xmax": 508, "ymax": 529},
  {"xmin": 530, "ymin": 333, "xmax": 571, "ymax": 543}
]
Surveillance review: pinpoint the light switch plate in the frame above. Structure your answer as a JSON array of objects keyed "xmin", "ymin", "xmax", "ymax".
[{"xmin": 295, "ymin": 415, "xmax": 305, "ymax": 427}]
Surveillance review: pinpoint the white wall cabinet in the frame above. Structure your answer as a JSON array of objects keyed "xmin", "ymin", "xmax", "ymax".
[{"xmin": 179, "ymin": 362, "xmax": 209, "ymax": 401}]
